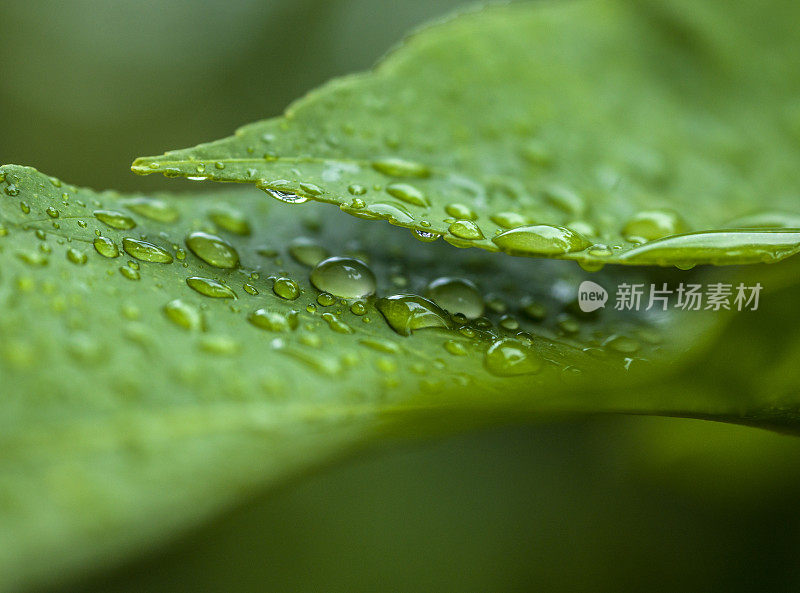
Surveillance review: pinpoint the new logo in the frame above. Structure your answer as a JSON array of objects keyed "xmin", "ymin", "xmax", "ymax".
[{"xmin": 578, "ymin": 280, "xmax": 607, "ymax": 312}]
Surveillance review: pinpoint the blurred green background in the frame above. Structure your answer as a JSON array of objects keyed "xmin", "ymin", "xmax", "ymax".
[{"xmin": 3, "ymin": 1, "xmax": 800, "ymax": 591}]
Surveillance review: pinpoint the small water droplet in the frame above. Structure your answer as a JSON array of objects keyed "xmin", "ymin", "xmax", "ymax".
[
  {"xmin": 348, "ymin": 184, "xmax": 367, "ymax": 195},
  {"xmin": 321, "ymin": 312, "xmax": 354, "ymax": 334},
  {"xmin": 445, "ymin": 203, "xmax": 477, "ymax": 220},
  {"xmin": 492, "ymin": 225, "xmax": 591, "ymax": 255},
  {"xmin": 122, "ymin": 197, "xmax": 179, "ymax": 223},
  {"xmin": 249, "ymin": 308, "xmax": 297, "ymax": 332},
  {"xmin": 94, "ymin": 210, "xmax": 136, "ymax": 230},
  {"xmin": 256, "ymin": 180, "xmax": 309, "ymax": 204},
  {"xmin": 372, "ymin": 157, "xmax": 430, "ymax": 178},
  {"xmin": 66, "ymin": 248, "xmax": 87, "ymax": 265},
  {"xmin": 317, "ymin": 293, "xmax": 336, "ymax": 306},
  {"xmin": 444, "ymin": 340, "xmax": 468, "ymax": 356},
  {"xmin": 310, "ymin": 257, "xmax": 376, "ymax": 299},
  {"xmin": 273, "ymin": 277, "xmax": 300, "ymax": 300},
  {"xmin": 375, "ymin": 295, "xmax": 452, "ymax": 336},
  {"xmin": 448, "ymin": 220, "xmax": 484, "ymax": 240},
  {"xmin": 93, "ymin": 236, "xmax": 120, "ymax": 258},
  {"xmin": 385, "ymin": 183, "xmax": 429, "ymax": 207},
  {"xmin": 413, "ymin": 229, "xmax": 441, "ymax": 243},
  {"xmin": 208, "ymin": 207, "xmax": 251, "ymax": 235},
  {"xmin": 485, "ymin": 338, "xmax": 542, "ymax": 376},
  {"xmin": 185, "ymin": 231, "xmax": 239, "ymax": 268},
  {"xmin": 122, "ymin": 238, "xmax": 173, "ymax": 263},
  {"xmin": 163, "ymin": 299, "xmax": 204, "ymax": 330},
  {"xmin": 186, "ymin": 276, "xmax": 236, "ymax": 298},
  {"xmin": 119, "ymin": 266, "xmax": 140, "ymax": 281},
  {"xmin": 605, "ymin": 335, "xmax": 640, "ymax": 354},
  {"xmin": 243, "ymin": 283, "xmax": 259, "ymax": 295},
  {"xmin": 622, "ymin": 209, "xmax": 688, "ymax": 242},
  {"xmin": 46, "ymin": 206, "xmax": 59, "ymax": 218},
  {"xmin": 543, "ymin": 185, "xmax": 585, "ymax": 215}
]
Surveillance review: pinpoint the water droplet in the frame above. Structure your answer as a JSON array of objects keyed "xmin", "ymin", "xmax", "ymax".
[
  {"xmin": 122, "ymin": 197, "xmax": 179, "ymax": 223},
  {"xmin": 350, "ymin": 301, "xmax": 367, "ymax": 315},
  {"xmin": 372, "ymin": 157, "xmax": 430, "ymax": 178},
  {"xmin": 445, "ymin": 203, "xmax": 477, "ymax": 220},
  {"xmin": 4, "ymin": 185, "xmax": 20, "ymax": 197},
  {"xmin": 543, "ymin": 185, "xmax": 585, "ymax": 215},
  {"xmin": 288, "ymin": 237, "xmax": 329, "ymax": 267},
  {"xmin": 385, "ymin": 183, "xmax": 429, "ymax": 207},
  {"xmin": 413, "ymin": 229, "xmax": 440, "ymax": 242},
  {"xmin": 273, "ymin": 277, "xmax": 300, "ymax": 300},
  {"xmin": 94, "ymin": 210, "xmax": 136, "ymax": 230},
  {"xmin": 444, "ymin": 340, "xmax": 468, "ymax": 356},
  {"xmin": 122, "ymin": 238, "xmax": 173, "ymax": 263},
  {"xmin": 484, "ymin": 338, "xmax": 542, "ymax": 376},
  {"xmin": 163, "ymin": 299, "xmax": 204, "ymax": 330},
  {"xmin": 448, "ymin": 220, "xmax": 484, "ymax": 240},
  {"xmin": 362, "ymin": 202, "xmax": 414, "ymax": 224},
  {"xmin": 249, "ymin": 308, "xmax": 297, "ymax": 332},
  {"xmin": 317, "ymin": 292, "xmax": 336, "ymax": 306},
  {"xmin": 375, "ymin": 295, "xmax": 452, "ymax": 336},
  {"xmin": 256, "ymin": 180, "xmax": 308, "ymax": 204},
  {"xmin": 214, "ymin": 161, "xmax": 226, "ymax": 170},
  {"xmin": 17, "ymin": 251, "xmax": 48, "ymax": 266},
  {"xmin": 93, "ymin": 236, "xmax": 120, "ymax": 258},
  {"xmin": 208, "ymin": 207, "xmax": 251, "ymax": 235},
  {"xmin": 492, "ymin": 225, "xmax": 591, "ymax": 255},
  {"xmin": 119, "ymin": 266, "xmax": 140, "ymax": 280},
  {"xmin": 622, "ymin": 209, "xmax": 687, "ymax": 242},
  {"xmin": 243, "ymin": 283, "xmax": 259, "ymax": 295},
  {"xmin": 299, "ymin": 182, "xmax": 323, "ymax": 196},
  {"xmin": 186, "ymin": 276, "xmax": 236, "ymax": 298},
  {"xmin": 348, "ymin": 184, "xmax": 367, "ymax": 195},
  {"xmin": 498, "ymin": 315, "xmax": 520, "ymax": 331},
  {"xmin": 46, "ymin": 206, "xmax": 59, "ymax": 218},
  {"xmin": 66, "ymin": 248, "xmax": 87, "ymax": 265},
  {"xmin": 310, "ymin": 257, "xmax": 376, "ymax": 299},
  {"xmin": 185, "ymin": 231, "xmax": 239, "ymax": 268},
  {"xmin": 321, "ymin": 312, "xmax": 354, "ymax": 334},
  {"xmin": 425, "ymin": 277, "xmax": 484, "ymax": 319},
  {"xmin": 199, "ymin": 334, "xmax": 240, "ymax": 355},
  {"xmin": 605, "ymin": 335, "xmax": 640, "ymax": 354},
  {"xmin": 490, "ymin": 211, "xmax": 527, "ymax": 229},
  {"xmin": 20, "ymin": 202, "xmax": 30, "ymax": 214}
]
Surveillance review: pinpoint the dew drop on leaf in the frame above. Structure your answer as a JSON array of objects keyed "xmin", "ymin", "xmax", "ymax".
[
  {"xmin": 94, "ymin": 210, "xmax": 137, "ymax": 230},
  {"xmin": 273, "ymin": 277, "xmax": 301, "ymax": 300},
  {"xmin": 66, "ymin": 248, "xmax": 87, "ymax": 265},
  {"xmin": 371, "ymin": 157, "xmax": 430, "ymax": 178},
  {"xmin": 375, "ymin": 295, "xmax": 452, "ymax": 336},
  {"xmin": 492, "ymin": 225, "xmax": 591, "ymax": 255},
  {"xmin": 448, "ymin": 220, "xmax": 484, "ymax": 240},
  {"xmin": 621, "ymin": 209, "xmax": 688, "ymax": 242},
  {"xmin": 288, "ymin": 237, "xmax": 329, "ymax": 267},
  {"xmin": 122, "ymin": 197, "xmax": 180, "ymax": 224},
  {"xmin": 93, "ymin": 236, "xmax": 120, "ymax": 258},
  {"xmin": 484, "ymin": 338, "xmax": 542, "ymax": 376},
  {"xmin": 309, "ymin": 257, "xmax": 377, "ymax": 299},
  {"xmin": 186, "ymin": 276, "xmax": 236, "ymax": 299},
  {"xmin": 185, "ymin": 231, "xmax": 239, "ymax": 268},
  {"xmin": 248, "ymin": 309, "xmax": 296, "ymax": 332},
  {"xmin": 425, "ymin": 277, "xmax": 484, "ymax": 319},
  {"xmin": 163, "ymin": 299, "xmax": 204, "ymax": 331},
  {"xmin": 385, "ymin": 183, "xmax": 429, "ymax": 207},
  {"xmin": 122, "ymin": 238, "xmax": 174, "ymax": 264}
]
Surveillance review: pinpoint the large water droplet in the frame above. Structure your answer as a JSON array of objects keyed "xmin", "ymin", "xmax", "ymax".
[
  {"xmin": 185, "ymin": 231, "xmax": 239, "ymax": 268},
  {"xmin": 425, "ymin": 277, "xmax": 484, "ymax": 319},
  {"xmin": 310, "ymin": 257, "xmax": 376, "ymax": 299},
  {"xmin": 186, "ymin": 276, "xmax": 236, "ymax": 298},
  {"xmin": 375, "ymin": 295, "xmax": 452, "ymax": 336},
  {"xmin": 94, "ymin": 210, "xmax": 136, "ymax": 230},
  {"xmin": 372, "ymin": 157, "xmax": 430, "ymax": 178},
  {"xmin": 122, "ymin": 238, "xmax": 174, "ymax": 263},
  {"xmin": 484, "ymin": 338, "xmax": 542, "ymax": 376},
  {"xmin": 492, "ymin": 225, "xmax": 591, "ymax": 255},
  {"xmin": 622, "ymin": 209, "xmax": 687, "ymax": 242}
]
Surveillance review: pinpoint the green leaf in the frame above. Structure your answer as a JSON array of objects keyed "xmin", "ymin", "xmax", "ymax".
[
  {"xmin": 4, "ymin": 162, "xmax": 796, "ymax": 590},
  {"xmin": 132, "ymin": 0, "xmax": 800, "ymax": 267}
]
